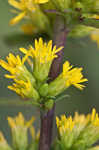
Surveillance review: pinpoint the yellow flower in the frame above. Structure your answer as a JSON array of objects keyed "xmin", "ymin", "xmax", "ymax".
[
  {"xmin": 8, "ymin": 79, "xmax": 40, "ymax": 99},
  {"xmin": 73, "ymin": 108, "xmax": 99, "ymax": 129},
  {"xmin": 56, "ymin": 109, "xmax": 99, "ymax": 149},
  {"xmin": 89, "ymin": 108, "xmax": 99, "ymax": 126},
  {"xmin": 8, "ymin": 0, "xmax": 49, "ymax": 25},
  {"xmin": 20, "ymin": 38, "xmax": 63, "ymax": 81},
  {"xmin": 56, "ymin": 115, "xmax": 75, "ymax": 136},
  {"xmin": 8, "ymin": 112, "xmax": 35, "ymax": 150},
  {"xmin": 0, "ymin": 132, "xmax": 12, "ymax": 150},
  {"xmin": 48, "ymin": 61, "xmax": 87, "ymax": 97},
  {"xmin": 8, "ymin": 0, "xmax": 34, "ymax": 25},
  {"xmin": 0, "ymin": 132, "xmax": 5, "ymax": 143},
  {"xmin": 30, "ymin": 126, "xmax": 40, "ymax": 140},
  {"xmin": 20, "ymin": 38, "xmax": 63, "ymax": 64},
  {"xmin": 74, "ymin": 112, "xmax": 90, "ymax": 126},
  {"xmin": 0, "ymin": 52, "xmax": 40, "ymax": 100},
  {"xmin": 63, "ymin": 61, "xmax": 88, "ymax": 90},
  {"xmin": 8, "ymin": 112, "xmax": 35, "ymax": 128},
  {"xmin": 0, "ymin": 53, "xmax": 29, "ymax": 79},
  {"xmin": 56, "ymin": 114, "xmax": 75, "ymax": 148},
  {"xmin": 0, "ymin": 52, "xmax": 35, "ymax": 85}
]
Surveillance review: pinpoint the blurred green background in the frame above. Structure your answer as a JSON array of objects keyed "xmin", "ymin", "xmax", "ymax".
[{"xmin": 0, "ymin": 0, "xmax": 99, "ymax": 143}]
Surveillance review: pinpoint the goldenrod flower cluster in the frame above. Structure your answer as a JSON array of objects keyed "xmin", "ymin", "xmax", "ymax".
[
  {"xmin": 8, "ymin": 0, "xmax": 50, "ymax": 35},
  {"xmin": 0, "ymin": 38, "xmax": 87, "ymax": 108},
  {"xmin": 20, "ymin": 38, "xmax": 63, "ymax": 81},
  {"xmin": 56, "ymin": 108, "xmax": 99, "ymax": 150},
  {"xmin": 8, "ymin": 0, "xmax": 99, "ymax": 38},
  {"xmin": 48, "ymin": 61, "xmax": 87, "ymax": 97},
  {"xmin": 0, "ymin": 113, "xmax": 39, "ymax": 150},
  {"xmin": 0, "ymin": 52, "xmax": 39, "ymax": 100}
]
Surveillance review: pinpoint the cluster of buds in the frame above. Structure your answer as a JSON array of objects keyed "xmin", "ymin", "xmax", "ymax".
[
  {"xmin": 1, "ymin": 109, "xmax": 99, "ymax": 150},
  {"xmin": 8, "ymin": 0, "xmax": 99, "ymax": 38},
  {"xmin": 0, "ymin": 38, "xmax": 87, "ymax": 110},
  {"xmin": 0, "ymin": 113, "xmax": 39, "ymax": 150},
  {"xmin": 55, "ymin": 108, "xmax": 99, "ymax": 150}
]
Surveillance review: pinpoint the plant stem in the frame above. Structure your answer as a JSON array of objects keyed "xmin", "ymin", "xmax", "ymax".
[
  {"xmin": 49, "ymin": 15, "xmax": 68, "ymax": 81},
  {"xmin": 39, "ymin": 15, "xmax": 68, "ymax": 150}
]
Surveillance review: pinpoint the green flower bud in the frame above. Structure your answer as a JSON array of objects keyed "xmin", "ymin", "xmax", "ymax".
[
  {"xmin": 39, "ymin": 83, "xmax": 48, "ymax": 97},
  {"xmin": 45, "ymin": 99, "xmax": 54, "ymax": 110},
  {"xmin": 8, "ymin": 113, "xmax": 35, "ymax": 150},
  {"xmin": 48, "ymin": 75, "xmax": 66, "ymax": 97}
]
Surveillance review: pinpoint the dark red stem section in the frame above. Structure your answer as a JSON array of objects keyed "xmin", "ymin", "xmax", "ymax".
[
  {"xmin": 49, "ymin": 15, "xmax": 68, "ymax": 81},
  {"xmin": 39, "ymin": 15, "xmax": 68, "ymax": 150}
]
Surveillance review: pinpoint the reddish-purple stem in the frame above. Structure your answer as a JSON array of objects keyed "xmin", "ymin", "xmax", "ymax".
[{"xmin": 39, "ymin": 15, "xmax": 68, "ymax": 150}]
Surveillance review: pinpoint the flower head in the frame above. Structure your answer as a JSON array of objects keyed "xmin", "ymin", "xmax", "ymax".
[
  {"xmin": 48, "ymin": 61, "xmax": 87, "ymax": 97},
  {"xmin": 8, "ymin": 112, "xmax": 35, "ymax": 128},
  {"xmin": 8, "ymin": 0, "xmax": 49, "ymax": 25},
  {"xmin": 8, "ymin": 0, "xmax": 35, "ymax": 25},
  {"xmin": 88, "ymin": 108, "xmax": 99, "ymax": 126},
  {"xmin": 8, "ymin": 112, "xmax": 35, "ymax": 150},
  {"xmin": 56, "ymin": 115, "xmax": 75, "ymax": 135},
  {"xmin": 20, "ymin": 38, "xmax": 63, "ymax": 64},
  {"xmin": 20, "ymin": 38, "xmax": 63, "ymax": 81},
  {"xmin": 8, "ymin": 79, "xmax": 40, "ymax": 100},
  {"xmin": 56, "ymin": 109, "xmax": 99, "ymax": 150},
  {"xmin": 0, "ymin": 53, "xmax": 29, "ymax": 79},
  {"xmin": 63, "ymin": 61, "xmax": 88, "ymax": 90},
  {"xmin": 0, "ymin": 52, "xmax": 40, "ymax": 100},
  {"xmin": 56, "ymin": 114, "xmax": 75, "ymax": 148}
]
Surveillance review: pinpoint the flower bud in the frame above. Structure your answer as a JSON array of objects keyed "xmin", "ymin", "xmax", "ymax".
[
  {"xmin": 39, "ymin": 83, "xmax": 49, "ymax": 97},
  {"xmin": 45, "ymin": 99, "xmax": 54, "ymax": 110},
  {"xmin": 8, "ymin": 113, "xmax": 35, "ymax": 150},
  {"xmin": 20, "ymin": 38, "xmax": 63, "ymax": 82},
  {"xmin": 48, "ymin": 61, "xmax": 87, "ymax": 97}
]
